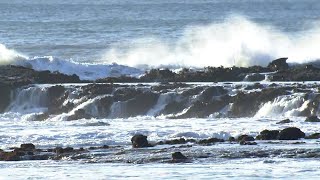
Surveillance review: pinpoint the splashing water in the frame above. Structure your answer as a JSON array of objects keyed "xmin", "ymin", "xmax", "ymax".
[{"xmin": 103, "ymin": 16, "xmax": 320, "ymax": 68}]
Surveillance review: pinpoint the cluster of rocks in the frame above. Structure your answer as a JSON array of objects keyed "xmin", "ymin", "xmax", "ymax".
[
  {"xmin": 0, "ymin": 125, "xmax": 318, "ymax": 162},
  {"xmin": 97, "ymin": 58, "xmax": 320, "ymax": 83}
]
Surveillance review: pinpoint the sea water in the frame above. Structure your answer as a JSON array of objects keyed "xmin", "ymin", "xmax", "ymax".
[{"xmin": 1, "ymin": 0, "xmax": 320, "ymax": 179}]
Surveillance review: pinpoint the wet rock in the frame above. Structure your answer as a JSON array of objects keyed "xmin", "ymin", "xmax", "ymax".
[
  {"xmin": 256, "ymin": 130, "xmax": 279, "ymax": 140},
  {"xmin": 228, "ymin": 137, "xmax": 236, "ymax": 142},
  {"xmin": 198, "ymin": 138, "xmax": 224, "ymax": 145},
  {"xmin": 237, "ymin": 135, "xmax": 255, "ymax": 142},
  {"xmin": 244, "ymin": 83, "xmax": 264, "ymax": 90},
  {"xmin": 157, "ymin": 138, "xmax": 187, "ymax": 145},
  {"xmin": 198, "ymin": 86, "xmax": 228, "ymax": 102},
  {"xmin": 159, "ymin": 100, "xmax": 186, "ymax": 115},
  {"xmin": 80, "ymin": 84, "xmax": 114, "ymax": 97},
  {"xmin": 244, "ymin": 73, "xmax": 265, "ymax": 81},
  {"xmin": 172, "ymin": 152, "xmax": 188, "ymax": 161},
  {"xmin": 230, "ymin": 88, "xmax": 288, "ymax": 117},
  {"xmin": 0, "ymin": 83, "xmax": 12, "ymax": 113},
  {"xmin": 0, "ymin": 151, "xmax": 21, "ymax": 161},
  {"xmin": 113, "ymin": 88, "xmax": 142, "ymax": 102},
  {"xmin": 20, "ymin": 143, "xmax": 36, "ymax": 151},
  {"xmin": 239, "ymin": 141, "xmax": 257, "ymax": 145},
  {"xmin": 67, "ymin": 109, "xmax": 91, "ymax": 121},
  {"xmin": 151, "ymin": 82, "xmax": 189, "ymax": 92},
  {"xmin": 176, "ymin": 97, "xmax": 230, "ymax": 118},
  {"xmin": 267, "ymin": 57, "xmax": 289, "ymax": 71},
  {"xmin": 305, "ymin": 116, "xmax": 320, "ymax": 122},
  {"xmin": 122, "ymin": 92, "xmax": 159, "ymax": 117},
  {"xmin": 93, "ymin": 96, "xmax": 114, "ymax": 118},
  {"xmin": 131, "ymin": 134, "xmax": 151, "ymax": 148},
  {"xmin": 278, "ymin": 127, "xmax": 305, "ymax": 140},
  {"xmin": 305, "ymin": 133, "xmax": 320, "ymax": 139},
  {"xmin": 276, "ymin": 119, "xmax": 292, "ymax": 124}
]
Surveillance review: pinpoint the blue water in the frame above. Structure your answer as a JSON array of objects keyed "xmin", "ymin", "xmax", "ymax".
[{"xmin": 1, "ymin": 0, "xmax": 320, "ymax": 62}]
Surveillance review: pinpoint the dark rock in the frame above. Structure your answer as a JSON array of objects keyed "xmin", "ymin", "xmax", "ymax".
[
  {"xmin": 20, "ymin": 143, "xmax": 36, "ymax": 151},
  {"xmin": 239, "ymin": 141, "xmax": 258, "ymax": 145},
  {"xmin": 0, "ymin": 83, "xmax": 12, "ymax": 113},
  {"xmin": 113, "ymin": 88, "xmax": 142, "ymax": 102},
  {"xmin": 159, "ymin": 100, "xmax": 186, "ymax": 115},
  {"xmin": 278, "ymin": 127, "xmax": 305, "ymax": 140},
  {"xmin": 198, "ymin": 86, "xmax": 228, "ymax": 102},
  {"xmin": 160, "ymin": 138, "xmax": 187, "ymax": 145},
  {"xmin": 256, "ymin": 130, "xmax": 279, "ymax": 140},
  {"xmin": 151, "ymin": 82, "xmax": 189, "ymax": 92},
  {"xmin": 237, "ymin": 135, "xmax": 255, "ymax": 142},
  {"xmin": 80, "ymin": 84, "xmax": 114, "ymax": 97},
  {"xmin": 305, "ymin": 133, "xmax": 320, "ymax": 139},
  {"xmin": 305, "ymin": 116, "xmax": 320, "ymax": 122},
  {"xmin": 172, "ymin": 152, "xmax": 187, "ymax": 161},
  {"xmin": 124, "ymin": 92, "xmax": 159, "ymax": 117},
  {"xmin": 244, "ymin": 73, "xmax": 265, "ymax": 81},
  {"xmin": 176, "ymin": 97, "xmax": 230, "ymax": 118},
  {"xmin": 198, "ymin": 138, "xmax": 224, "ymax": 145},
  {"xmin": 267, "ymin": 57, "xmax": 289, "ymax": 71},
  {"xmin": 276, "ymin": 119, "xmax": 292, "ymax": 124},
  {"xmin": 230, "ymin": 88, "xmax": 288, "ymax": 117},
  {"xmin": 0, "ymin": 151, "xmax": 21, "ymax": 161},
  {"xmin": 131, "ymin": 134, "xmax": 151, "ymax": 148},
  {"xmin": 228, "ymin": 137, "xmax": 236, "ymax": 142}
]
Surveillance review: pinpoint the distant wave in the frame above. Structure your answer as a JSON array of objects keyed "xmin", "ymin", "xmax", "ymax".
[
  {"xmin": 102, "ymin": 16, "xmax": 320, "ymax": 68},
  {"xmin": 0, "ymin": 44, "xmax": 143, "ymax": 80}
]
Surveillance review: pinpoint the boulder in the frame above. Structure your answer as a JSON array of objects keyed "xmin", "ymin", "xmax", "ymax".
[
  {"xmin": 172, "ymin": 152, "xmax": 188, "ymax": 161},
  {"xmin": 131, "ymin": 134, "xmax": 151, "ymax": 148},
  {"xmin": 256, "ymin": 130, "xmax": 279, "ymax": 140},
  {"xmin": 20, "ymin": 143, "xmax": 36, "ymax": 151},
  {"xmin": 237, "ymin": 135, "xmax": 255, "ymax": 142},
  {"xmin": 278, "ymin": 127, "xmax": 305, "ymax": 140},
  {"xmin": 198, "ymin": 138, "xmax": 224, "ymax": 145}
]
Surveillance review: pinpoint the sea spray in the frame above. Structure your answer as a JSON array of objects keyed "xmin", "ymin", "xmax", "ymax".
[{"xmin": 102, "ymin": 16, "xmax": 320, "ymax": 68}]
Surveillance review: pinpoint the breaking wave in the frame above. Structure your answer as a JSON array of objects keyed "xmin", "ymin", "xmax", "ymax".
[
  {"xmin": 103, "ymin": 16, "xmax": 320, "ymax": 68},
  {"xmin": 0, "ymin": 44, "xmax": 143, "ymax": 80}
]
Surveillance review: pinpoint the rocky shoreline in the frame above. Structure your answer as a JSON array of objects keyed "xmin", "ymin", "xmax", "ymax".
[{"xmin": 1, "ymin": 125, "xmax": 319, "ymax": 162}]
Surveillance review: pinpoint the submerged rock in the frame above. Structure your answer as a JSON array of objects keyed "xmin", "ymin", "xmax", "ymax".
[{"xmin": 278, "ymin": 127, "xmax": 305, "ymax": 140}]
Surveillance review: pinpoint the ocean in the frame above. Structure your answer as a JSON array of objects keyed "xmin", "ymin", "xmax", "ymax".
[{"xmin": 1, "ymin": 0, "xmax": 320, "ymax": 179}]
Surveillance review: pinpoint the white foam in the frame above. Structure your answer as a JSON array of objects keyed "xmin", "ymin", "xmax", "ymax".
[
  {"xmin": 102, "ymin": 16, "xmax": 320, "ymax": 68},
  {"xmin": 24, "ymin": 56, "xmax": 143, "ymax": 80},
  {"xmin": 0, "ymin": 44, "xmax": 27, "ymax": 65}
]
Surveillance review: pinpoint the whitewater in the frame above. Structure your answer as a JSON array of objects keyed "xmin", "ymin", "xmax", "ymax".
[{"xmin": 1, "ymin": 0, "xmax": 320, "ymax": 179}]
